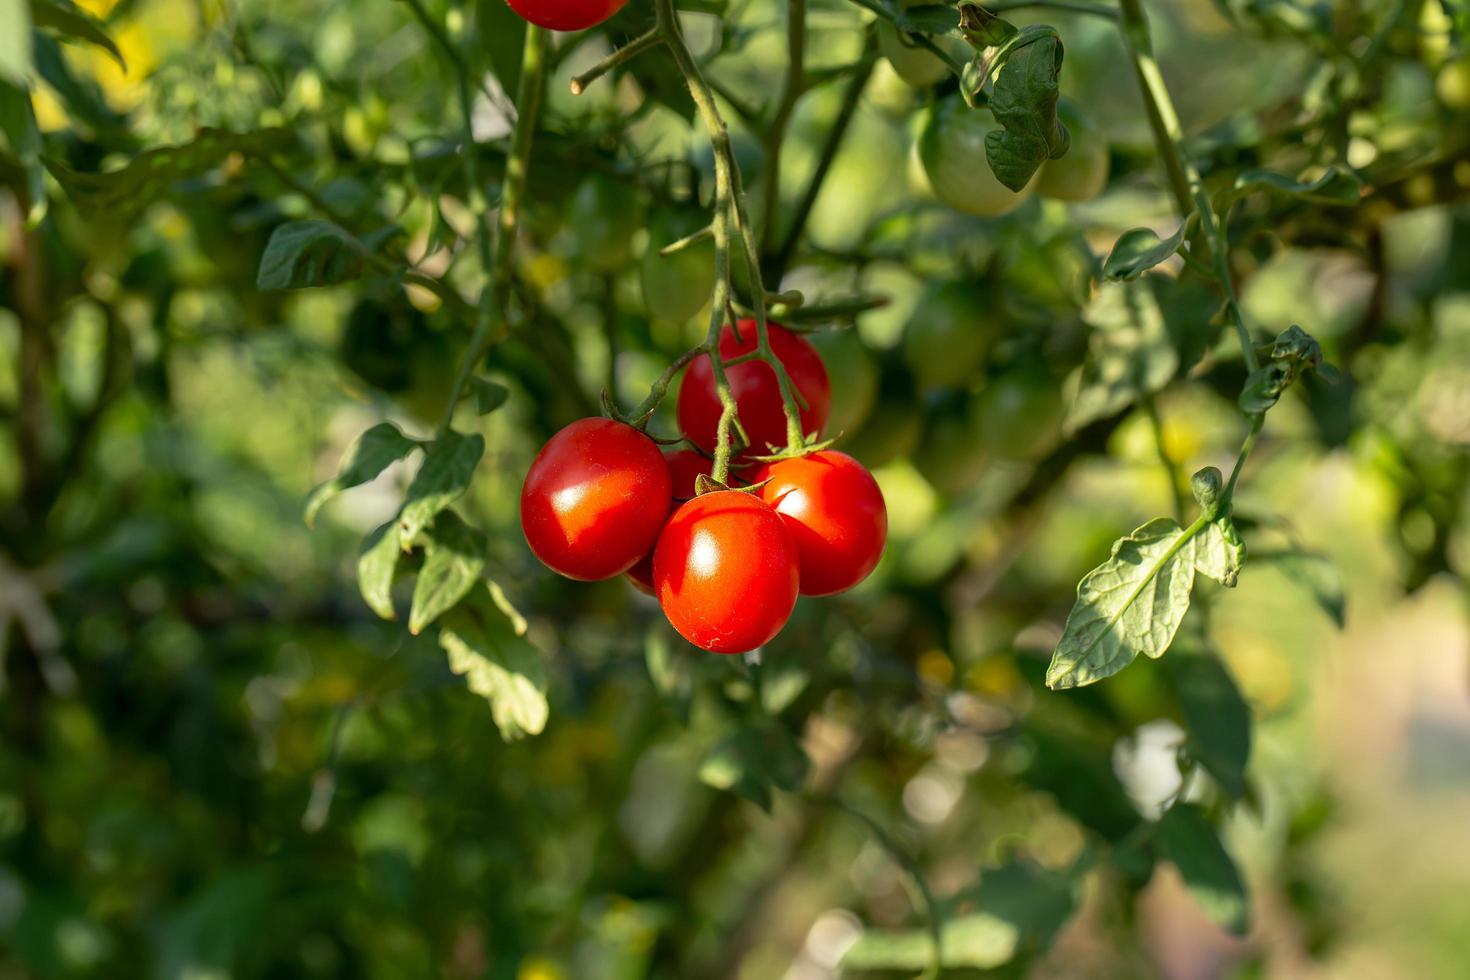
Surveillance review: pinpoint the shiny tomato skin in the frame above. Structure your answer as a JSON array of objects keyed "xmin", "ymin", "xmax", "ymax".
[
  {"xmin": 521, "ymin": 418, "xmax": 672, "ymax": 581},
  {"xmin": 677, "ymin": 320, "xmax": 830, "ymax": 458},
  {"xmin": 625, "ymin": 449, "xmax": 713, "ymax": 594},
  {"xmin": 653, "ymin": 491, "xmax": 799, "ymax": 654},
  {"xmin": 504, "ymin": 0, "xmax": 627, "ymax": 32},
  {"xmin": 752, "ymin": 451, "xmax": 888, "ymax": 596}
]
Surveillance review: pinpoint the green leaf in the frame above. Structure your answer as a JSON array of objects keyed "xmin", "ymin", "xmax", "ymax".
[
  {"xmin": 1047, "ymin": 517, "xmax": 1205, "ymax": 690},
  {"xmin": 256, "ymin": 219, "xmax": 403, "ymax": 291},
  {"xmin": 438, "ymin": 584, "xmax": 548, "ymax": 740},
  {"xmin": 0, "ymin": 0, "xmax": 31, "ymax": 85},
  {"xmin": 1234, "ymin": 165, "xmax": 1361, "ymax": 206},
  {"xmin": 0, "ymin": 79, "xmax": 45, "ymax": 225},
  {"xmin": 1022, "ymin": 727, "xmax": 1143, "ymax": 842},
  {"xmin": 46, "ymin": 128, "xmax": 294, "ymax": 221},
  {"xmin": 358, "ymin": 520, "xmax": 402, "ymax": 621},
  {"xmin": 698, "ymin": 722, "xmax": 809, "ymax": 812},
  {"xmin": 1102, "ymin": 223, "xmax": 1187, "ymax": 281},
  {"xmin": 408, "ymin": 511, "xmax": 487, "ymax": 635},
  {"xmin": 1065, "ymin": 278, "xmax": 1180, "ymax": 435},
  {"xmin": 1238, "ymin": 361, "xmax": 1291, "ymax": 415},
  {"xmin": 304, "ymin": 422, "xmax": 420, "ymax": 527},
  {"xmin": 958, "ymin": 2, "xmax": 1018, "ymax": 47},
  {"xmin": 842, "ymin": 914, "xmax": 1017, "ymax": 971},
  {"xmin": 470, "ymin": 377, "xmax": 509, "ymax": 415},
  {"xmin": 1257, "ymin": 550, "xmax": 1345, "ymax": 628},
  {"xmin": 1165, "ymin": 646, "xmax": 1251, "ymax": 799},
  {"xmin": 1194, "ymin": 517, "xmax": 1246, "ymax": 587},
  {"xmin": 398, "ymin": 430, "xmax": 485, "ymax": 542},
  {"xmin": 983, "ymin": 33, "xmax": 1067, "ymax": 192},
  {"xmin": 1155, "ymin": 804, "xmax": 1250, "ymax": 935},
  {"xmin": 30, "ymin": 0, "xmax": 124, "ymax": 71}
]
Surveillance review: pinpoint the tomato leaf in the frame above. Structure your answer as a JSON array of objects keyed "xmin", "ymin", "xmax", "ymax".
[
  {"xmin": 257, "ymin": 219, "xmax": 403, "ymax": 291},
  {"xmin": 958, "ymin": 3, "xmax": 1018, "ymax": 47},
  {"xmin": 358, "ymin": 520, "xmax": 403, "ymax": 621},
  {"xmin": 697, "ymin": 721, "xmax": 809, "ymax": 812},
  {"xmin": 1046, "ymin": 517, "xmax": 1204, "ymax": 690},
  {"xmin": 398, "ymin": 430, "xmax": 485, "ymax": 542},
  {"xmin": 438, "ymin": 583, "xmax": 548, "ymax": 740},
  {"xmin": 471, "ymin": 377, "xmax": 510, "ymax": 415},
  {"xmin": 409, "ymin": 511, "xmax": 487, "ymax": 635},
  {"xmin": 304, "ymin": 422, "xmax": 420, "ymax": 527},
  {"xmin": 1194, "ymin": 517, "xmax": 1246, "ymax": 587},
  {"xmin": 1101, "ymin": 222, "xmax": 1187, "ymax": 281},
  {"xmin": 983, "ymin": 32, "xmax": 1067, "ymax": 192},
  {"xmin": 1155, "ymin": 804, "xmax": 1251, "ymax": 935},
  {"xmin": 1165, "ymin": 645, "xmax": 1252, "ymax": 800},
  {"xmin": 30, "ymin": 0, "xmax": 124, "ymax": 71},
  {"xmin": 0, "ymin": 0, "xmax": 31, "ymax": 85},
  {"xmin": 1064, "ymin": 278, "xmax": 1179, "ymax": 435}
]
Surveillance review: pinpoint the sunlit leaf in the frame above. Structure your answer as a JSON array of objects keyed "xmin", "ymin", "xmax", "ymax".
[
  {"xmin": 1047, "ymin": 517, "xmax": 1204, "ymax": 690},
  {"xmin": 358, "ymin": 520, "xmax": 402, "ymax": 621},
  {"xmin": 438, "ymin": 584, "xmax": 548, "ymax": 740},
  {"xmin": 408, "ymin": 511, "xmax": 487, "ymax": 635},
  {"xmin": 304, "ymin": 422, "xmax": 420, "ymax": 527},
  {"xmin": 1194, "ymin": 517, "xmax": 1246, "ymax": 587}
]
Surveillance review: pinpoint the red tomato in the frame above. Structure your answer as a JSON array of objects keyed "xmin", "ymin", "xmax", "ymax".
[
  {"xmin": 521, "ymin": 418, "xmax": 671, "ymax": 580},
  {"xmin": 653, "ymin": 491, "xmax": 799, "ymax": 653},
  {"xmin": 752, "ymin": 451, "xmax": 887, "ymax": 596},
  {"xmin": 626, "ymin": 448, "xmax": 714, "ymax": 594},
  {"xmin": 677, "ymin": 320, "xmax": 830, "ymax": 459},
  {"xmin": 505, "ymin": 0, "xmax": 626, "ymax": 32}
]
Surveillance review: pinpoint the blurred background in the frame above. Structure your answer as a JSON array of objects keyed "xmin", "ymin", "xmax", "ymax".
[{"xmin": 2, "ymin": 0, "xmax": 1469, "ymax": 977}]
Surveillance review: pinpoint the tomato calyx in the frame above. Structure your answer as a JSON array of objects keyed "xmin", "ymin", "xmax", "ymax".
[
  {"xmin": 746, "ymin": 433, "xmax": 839, "ymax": 464},
  {"xmin": 693, "ymin": 472, "xmax": 770, "ymax": 497}
]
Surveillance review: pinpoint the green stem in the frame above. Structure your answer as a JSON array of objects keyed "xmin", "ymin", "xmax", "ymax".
[
  {"xmin": 759, "ymin": 0, "xmax": 807, "ymax": 257},
  {"xmin": 569, "ymin": 28, "xmax": 660, "ymax": 95},
  {"xmin": 432, "ymin": 20, "xmax": 549, "ymax": 436},
  {"xmin": 1221, "ymin": 414, "xmax": 1263, "ymax": 512},
  {"xmin": 1114, "ymin": 0, "xmax": 1258, "ymax": 373}
]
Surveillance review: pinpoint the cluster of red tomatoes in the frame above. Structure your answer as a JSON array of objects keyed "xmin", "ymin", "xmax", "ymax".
[{"xmin": 520, "ymin": 320, "xmax": 888, "ymax": 654}]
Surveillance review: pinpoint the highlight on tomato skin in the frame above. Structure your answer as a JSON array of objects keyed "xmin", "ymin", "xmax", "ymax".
[
  {"xmin": 677, "ymin": 320, "xmax": 831, "ymax": 459},
  {"xmin": 504, "ymin": 0, "xmax": 628, "ymax": 32},
  {"xmin": 753, "ymin": 450, "xmax": 888, "ymax": 597},
  {"xmin": 652, "ymin": 490, "xmax": 800, "ymax": 654},
  {"xmin": 520, "ymin": 418, "xmax": 672, "ymax": 581}
]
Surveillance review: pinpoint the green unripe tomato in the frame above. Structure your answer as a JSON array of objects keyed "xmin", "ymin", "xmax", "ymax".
[
  {"xmin": 902, "ymin": 280, "xmax": 996, "ymax": 393},
  {"xmin": 877, "ymin": 4, "xmax": 961, "ymax": 89},
  {"xmin": 640, "ymin": 208, "xmax": 715, "ymax": 323},
  {"xmin": 974, "ymin": 364, "xmax": 1064, "ymax": 461},
  {"xmin": 566, "ymin": 174, "xmax": 644, "ymax": 273},
  {"xmin": 810, "ymin": 328, "xmax": 880, "ymax": 437},
  {"xmin": 913, "ymin": 402, "xmax": 988, "ymax": 496},
  {"xmin": 1036, "ymin": 97, "xmax": 1110, "ymax": 202},
  {"xmin": 1437, "ymin": 58, "xmax": 1470, "ymax": 110},
  {"xmin": 916, "ymin": 97, "xmax": 1033, "ymax": 218}
]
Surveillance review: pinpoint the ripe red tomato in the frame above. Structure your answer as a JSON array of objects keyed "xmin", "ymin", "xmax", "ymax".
[
  {"xmin": 626, "ymin": 448, "xmax": 713, "ymax": 594},
  {"xmin": 752, "ymin": 451, "xmax": 887, "ymax": 596},
  {"xmin": 677, "ymin": 320, "xmax": 830, "ymax": 458},
  {"xmin": 521, "ymin": 418, "xmax": 671, "ymax": 580},
  {"xmin": 653, "ymin": 491, "xmax": 799, "ymax": 653},
  {"xmin": 505, "ymin": 0, "xmax": 626, "ymax": 32}
]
